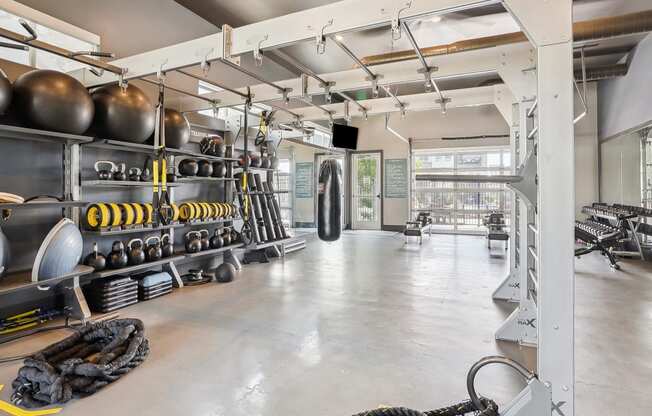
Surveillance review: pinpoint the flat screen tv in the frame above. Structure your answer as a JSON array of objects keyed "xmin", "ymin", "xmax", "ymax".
[{"xmin": 332, "ymin": 123, "xmax": 358, "ymax": 150}]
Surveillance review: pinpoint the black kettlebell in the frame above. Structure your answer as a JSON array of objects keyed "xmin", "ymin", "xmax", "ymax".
[
  {"xmin": 230, "ymin": 228, "xmax": 240, "ymax": 243},
  {"xmin": 84, "ymin": 243, "xmax": 106, "ymax": 271},
  {"xmin": 178, "ymin": 159, "xmax": 198, "ymax": 176},
  {"xmin": 209, "ymin": 229, "xmax": 224, "ymax": 249},
  {"xmin": 199, "ymin": 229, "xmax": 210, "ymax": 251},
  {"xmin": 141, "ymin": 167, "xmax": 152, "ymax": 181},
  {"xmin": 249, "ymin": 153, "xmax": 261, "ymax": 168},
  {"xmin": 237, "ymin": 153, "xmax": 250, "ymax": 167},
  {"xmin": 161, "ymin": 233, "xmax": 174, "ymax": 258},
  {"xmin": 185, "ymin": 231, "xmax": 202, "ymax": 253},
  {"xmin": 113, "ymin": 163, "xmax": 127, "ymax": 181},
  {"xmin": 145, "ymin": 236, "xmax": 163, "ymax": 261},
  {"xmin": 127, "ymin": 238, "xmax": 145, "ymax": 265},
  {"xmin": 94, "ymin": 161, "xmax": 116, "ymax": 180},
  {"xmin": 211, "ymin": 161, "xmax": 226, "ymax": 178},
  {"xmin": 222, "ymin": 230, "xmax": 232, "ymax": 246},
  {"xmin": 259, "ymin": 156, "xmax": 271, "ymax": 169},
  {"xmin": 128, "ymin": 167, "xmax": 142, "ymax": 182},
  {"xmin": 197, "ymin": 160, "xmax": 213, "ymax": 177},
  {"xmin": 107, "ymin": 241, "xmax": 128, "ymax": 269}
]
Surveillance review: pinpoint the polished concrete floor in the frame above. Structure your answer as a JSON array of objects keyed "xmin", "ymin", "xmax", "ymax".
[{"xmin": 0, "ymin": 232, "xmax": 649, "ymax": 415}]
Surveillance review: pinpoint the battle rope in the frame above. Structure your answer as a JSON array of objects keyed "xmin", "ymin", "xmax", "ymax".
[
  {"xmin": 10, "ymin": 319, "xmax": 149, "ymax": 408},
  {"xmin": 351, "ymin": 398, "xmax": 498, "ymax": 416}
]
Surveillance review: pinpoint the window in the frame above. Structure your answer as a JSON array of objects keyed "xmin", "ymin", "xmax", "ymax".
[
  {"xmin": 0, "ymin": 9, "xmax": 98, "ymax": 72},
  {"xmin": 273, "ymin": 158, "xmax": 293, "ymax": 228},
  {"xmin": 412, "ymin": 147, "xmax": 511, "ymax": 233}
]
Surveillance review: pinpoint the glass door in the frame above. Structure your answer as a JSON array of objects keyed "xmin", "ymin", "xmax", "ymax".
[{"xmin": 352, "ymin": 152, "xmax": 381, "ymax": 230}]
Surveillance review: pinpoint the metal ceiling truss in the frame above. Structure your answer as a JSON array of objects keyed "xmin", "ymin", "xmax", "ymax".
[{"xmin": 0, "ymin": 1, "xmax": 576, "ymax": 414}]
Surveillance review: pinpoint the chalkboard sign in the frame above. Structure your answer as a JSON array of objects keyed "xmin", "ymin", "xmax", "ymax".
[
  {"xmin": 384, "ymin": 159, "xmax": 408, "ymax": 198},
  {"xmin": 295, "ymin": 162, "xmax": 314, "ymax": 198}
]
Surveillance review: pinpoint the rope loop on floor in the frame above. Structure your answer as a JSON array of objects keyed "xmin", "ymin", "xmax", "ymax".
[
  {"xmin": 351, "ymin": 397, "xmax": 499, "ymax": 416},
  {"xmin": 10, "ymin": 318, "xmax": 149, "ymax": 408}
]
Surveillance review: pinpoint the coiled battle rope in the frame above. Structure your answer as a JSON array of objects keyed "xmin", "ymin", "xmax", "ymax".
[
  {"xmin": 10, "ymin": 318, "xmax": 149, "ymax": 408},
  {"xmin": 351, "ymin": 397, "xmax": 499, "ymax": 416}
]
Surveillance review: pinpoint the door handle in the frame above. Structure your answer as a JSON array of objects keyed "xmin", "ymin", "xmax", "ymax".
[{"xmin": 376, "ymin": 194, "xmax": 381, "ymax": 198}]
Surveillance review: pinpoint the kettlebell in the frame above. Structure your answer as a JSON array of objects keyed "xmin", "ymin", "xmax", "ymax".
[
  {"xmin": 249, "ymin": 153, "xmax": 261, "ymax": 168},
  {"xmin": 141, "ymin": 167, "xmax": 152, "ymax": 181},
  {"xmin": 209, "ymin": 229, "xmax": 224, "ymax": 249},
  {"xmin": 94, "ymin": 161, "xmax": 116, "ymax": 180},
  {"xmin": 185, "ymin": 231, "xmax": 202, "ymax": 253},
  {"xmin": 83, "ymin": 243, "xmax": 106, "ymax": 271},
  {"xmin": 259, "ymin": 156, "xmax": 271, "ymax": 169},
  {"xmin": 230, "ymin": 228, "xmax": 240, "ymax": 243},
  {"xmin": 107, "ymin": 241, "xmax": 128, "ymax": 269},
  {"xmin": 128, "ymin": 167, "xmax": 142, "ymax": 182},
  {"xmin": 161, "ymin": 233, "xmax": 174, "ymax": 258},
  {"xmin": 199, "ymin": 229, "xmax": 210, "ymax": 251},
  {"xmin": 222, "ymin": 230, "xmax": 232, "ymax": 246},
  {"xmin": 211, "ymin": 161, "xmax": 226, "ymax": 178},
  {"xmin": 197, "ymin": 160, "xmax": 213, "ymax": 177},
  {"xmin": 178, "ymin": 159, "xmax": 199, "ymax": 176},
  {"xmin": 127, "ymin": 238, "xmax": 145, "ymax": 265},
  {"xmin": 145, "ymin": 236, "xmax": 163, "ymax": 262},
  {"xmin": 237, "ymin": 153, "xmax": 250, "ymax": 168},
  {"xmin": 113, "ymin": 163, "xmax": 127, "ymax": 181}
]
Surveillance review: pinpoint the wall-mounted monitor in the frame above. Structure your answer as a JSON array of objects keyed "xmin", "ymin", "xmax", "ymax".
[{"xmin": 331, "ymin": 123, "xmax": 359, "ymax": 150}]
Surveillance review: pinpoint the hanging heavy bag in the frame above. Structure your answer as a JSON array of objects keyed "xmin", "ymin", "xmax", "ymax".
[{"xmin": 318, "ymin": 159, "xmax": 342, "ymax": 242}]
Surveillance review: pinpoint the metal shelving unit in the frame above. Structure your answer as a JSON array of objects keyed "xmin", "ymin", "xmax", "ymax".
[
  {"xmin": 0, "ymin": 265, "xmax": 94, "ymax": 296},
  {"xmin": 90, "ymin": 256, "xmax": 184, "ymax": 279},
  {"xmin": 81, "ymin": 180, "xmax": 183, "ymax": 188}
]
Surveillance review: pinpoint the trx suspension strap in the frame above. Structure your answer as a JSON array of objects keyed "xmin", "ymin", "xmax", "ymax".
[
  {"xmin": 239, "ymin": 89, "xmax": 254, "ymax": 245},
  {"xmin": 152, "ymin": 75, "xmax": 172, "ymax": 225}
]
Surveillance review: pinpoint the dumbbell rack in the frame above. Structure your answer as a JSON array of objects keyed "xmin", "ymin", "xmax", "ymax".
[
  {"xmin": 581, "ymin": 204, "xmax": 647, "ymax": 261},
  {"xmin": 574, "ymin": 219, "xmax": 623, "ymax": 269}
]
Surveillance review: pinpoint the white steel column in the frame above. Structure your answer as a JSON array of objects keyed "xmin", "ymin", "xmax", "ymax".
[{"xmin": 536, "ymin": 42, "xmax": 575, "ymax": 416}]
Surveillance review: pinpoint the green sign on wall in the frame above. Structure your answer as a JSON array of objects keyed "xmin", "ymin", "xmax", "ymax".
[
  {"xmin": 384, "ymin": 158, "xmax": 408, "ymax": 198},
  {"xmin": 295, "ymin": 162, "xmax": 314, "ymax": 198}
]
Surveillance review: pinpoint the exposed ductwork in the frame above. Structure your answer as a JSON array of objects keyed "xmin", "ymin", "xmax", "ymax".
[
  {"xmin": 360, "ymin": 10, "xmax": 652, "ymax": 66},
  {"xmin": 576, "ymin": 63, "xmax": 629, "ymax": 82}
]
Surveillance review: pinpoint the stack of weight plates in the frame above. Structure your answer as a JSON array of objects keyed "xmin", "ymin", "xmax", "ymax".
[
  {"xmin": 84, "ymin": 276, "xmax": 138, "ymax": 313},
  {"xmin": 132, "ymin": 271, "xmax": 173, "ymax": 301}
]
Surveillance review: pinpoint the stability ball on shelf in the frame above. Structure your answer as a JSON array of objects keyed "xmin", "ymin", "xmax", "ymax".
[
  {"xmin": 13, "ymin": 69, "xmax": 94, "ymax": 134},
  {"xmin": 91, "ymin": 84, "xmax": 155, "ymax": 143},
  {"xmin": 162, "ymin": 109, "xmax": 190, "ymax": 149},
  {"xmin": 0, "ymin": 71, "xmax": 12, "ymax": 115}
]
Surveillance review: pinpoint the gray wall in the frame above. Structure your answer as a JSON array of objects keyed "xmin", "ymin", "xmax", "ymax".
[
  {"xmin": 599, "ymin": 132, "xmax": 642, "ymax": 206},
  {"xmin": 599, "ymin": 33, "xmax": 652, "ymax": 140}
]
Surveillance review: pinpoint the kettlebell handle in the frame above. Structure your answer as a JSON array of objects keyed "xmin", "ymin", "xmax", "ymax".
[
  {"xmin": 200, "ymin": 229, "xmax": 209, "ymax": 237},
  {"xmin": 129, "ymin": 167, "xmax": 142, "ymax": 175},
  {"xmin": 95, "ymin": 160, "xmax": 117, "ymax": 172},
  {"xmin": 127, "ymin": 238, "xmax": 142, "ymax": 249},
  {"xmin": 186, "ymin": 231, "xmax": 201, "ymax": 240},
  {"xmin": 145, "ymin": 236, "xmax": 160, "ymax": 246},
  {"xmin": 162, "ymin": 233, "xmax": 171, "ymax": 243}
]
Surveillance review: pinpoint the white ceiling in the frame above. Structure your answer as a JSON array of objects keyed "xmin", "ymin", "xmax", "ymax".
[{"xmin": 175, "ymin": 0, "xmax": 652, "ymax": 75}]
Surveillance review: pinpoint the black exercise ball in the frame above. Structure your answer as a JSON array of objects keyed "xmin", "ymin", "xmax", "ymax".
[
  {"xmin": 91, "ymin": 84, "xmax": 155, "ymax": 143},
  {"xmin": 13, "ymin": 69, "xmax": 94, "ymax": 134},
  {"xmin": 163, "ymin": 109, "xmax": 190, "ymax": 149},
  {"xmin": 0, "ymin": 71, "xmax": 12, "ymax": 115},
  {"xmin": 214, "ymin": 262, "xmax": 236, "ymax": 283}
]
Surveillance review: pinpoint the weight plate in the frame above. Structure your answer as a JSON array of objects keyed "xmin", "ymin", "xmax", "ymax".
[
  {"xmin": 120, "ymin": 203, "xmax": 135, "ymax": 226},
  {"xmin": 86, "ymin": 203, "xmax": 110, "ymax": 229},
  {"xmin": 179, "ymin": 202, "xmax": 193, "ymax": 221},
  {"xmin": 108, "ymin": 203, "xmax": 122, "ymax": 227},
  {"xmin": 142, "ymin": 203, "xmax": 154, "ymax": 224},
  {"xmin": 170, "ymin": 203, "xmax": 179, "ymax": 222},
  {"xmin": 191, "ymin": 202, "xmax": 202, "ymax": 220},
  {"xmin": 131, "ymin": 203, "xmax": 144, "ymax": 225},
  {"xmin": 201, "ymin": 202, "xmax": 210, "ymax": 219}
]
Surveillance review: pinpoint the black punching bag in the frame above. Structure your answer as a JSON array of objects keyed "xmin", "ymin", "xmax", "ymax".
[{"xmin": 318, "ymin": 159, "xmax": 342, "ymax": 242}]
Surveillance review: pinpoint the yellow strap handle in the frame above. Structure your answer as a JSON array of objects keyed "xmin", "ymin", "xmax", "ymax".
[{"xmin": 0, "ymin": 386, "xmax": 62, "ymax": 415}]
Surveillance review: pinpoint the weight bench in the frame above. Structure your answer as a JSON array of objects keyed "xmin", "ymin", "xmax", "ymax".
[
  {"xmin": 404, "ymin": 212, "xmax": 433, "ymax": 245},
  {"xmin": 484, "ymin": 212, "xmax": 508, "ymax": 250}
]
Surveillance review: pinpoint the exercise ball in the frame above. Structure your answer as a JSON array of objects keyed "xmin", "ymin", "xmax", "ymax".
[
  {"xmin": 0, "ymin": 71, "xmax": 12, "ymax": 115},
  {"xmin": 91, "ymin": 84, "xmax": 155, "ymax": 143},
  {"xmin": 214, "ymin": 262, "xmax": 236, "ymax": 283},
  {"xmin": 163, "ymin": 109, "xmax": 190, "ymax": 149},
  {"xmin": 13, "ymin": 69, "xmax": 94, "ymax": 134}
]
